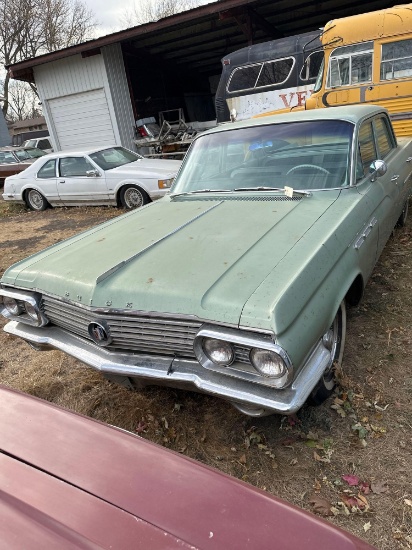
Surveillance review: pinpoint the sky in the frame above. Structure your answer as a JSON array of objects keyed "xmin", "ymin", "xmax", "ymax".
[
  {"xmin": 85, "ymin": 0, "xmax": 213, "ymax": 37},
  {"xmin": 85, "ymin": 0, "xmax": 130, "ymax": 36}
]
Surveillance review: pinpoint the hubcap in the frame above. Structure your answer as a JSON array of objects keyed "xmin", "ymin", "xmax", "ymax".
[
  {"xmin": 124, "ymin": 188, "xmax": 143, "ymax": 208},
  {"xmin": 29, "ymin": 191, "xmax": 43, "ymax": 209}
]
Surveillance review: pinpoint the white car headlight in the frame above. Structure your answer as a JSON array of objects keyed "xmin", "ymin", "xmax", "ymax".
[
  {"xmin": 250, "ymin": 348, "xmax": 287, "ymax": 378},
  {"xmin": 203, "ymin": 338, "xmax": 234, "ymax": 366},
  {"xmin": 3, "ymin": 296, "xmax": 22, "ymax": 316}
]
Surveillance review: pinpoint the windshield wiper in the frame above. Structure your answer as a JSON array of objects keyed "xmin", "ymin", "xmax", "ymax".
[
  {"xmin": 171, "ymin": 189, "xmax": 233, "ymax": 197},
  {"xmin": 233, "ymin": 186, "xmax": 284, "ymax": 192}
]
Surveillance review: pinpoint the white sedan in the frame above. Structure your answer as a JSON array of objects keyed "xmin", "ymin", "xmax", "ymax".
[{"xmin": 2, "ymin": 146, "xmax": 182, "ymax": 210}]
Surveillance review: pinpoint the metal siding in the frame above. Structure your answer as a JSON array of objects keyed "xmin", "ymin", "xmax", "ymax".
[
  {"xmin": 35, "ymin": 54, "xmax": 106, "ymax": 100},
  {"xmin": 102, "ymin": 44, "xmax": 136, "ymax": 150},
  {"xmin": 48, "ymin": 89, "xmax": 116, "ymax": 150},
  {"xmin": 34, "ymin": 54, "xmax": 120, "ymax": 151}
]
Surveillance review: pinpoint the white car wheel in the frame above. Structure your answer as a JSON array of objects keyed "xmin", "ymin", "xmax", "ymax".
[
  {"xmin": 120, "ymin": 185, "xmax": 149, "ymax": 209},
  {"xmin": 26, "ymin": 189, "xmax": 48, "ymax": 211}
]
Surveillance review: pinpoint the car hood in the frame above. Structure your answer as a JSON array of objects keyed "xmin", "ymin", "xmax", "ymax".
[
  {"xmin": 107, "ymin": 158, "xmax": 182, "ymax": 178},
  {"xmin": 2, "ymin": 192, "xmax": 340, "ymax": 327}
]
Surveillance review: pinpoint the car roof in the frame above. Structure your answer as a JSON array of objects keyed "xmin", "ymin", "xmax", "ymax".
[
  {"xmin": 44, "ymin": 145, "xmax": 129, "ymax": 158},
  {"xmin": 205, "ymin": 105, "xmax": 388, "ymax": 136}
]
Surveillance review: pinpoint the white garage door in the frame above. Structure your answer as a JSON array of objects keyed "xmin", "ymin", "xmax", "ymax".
[{"xmin": 48, "ymin": 89, "xmax": 117, "ymax": 150}]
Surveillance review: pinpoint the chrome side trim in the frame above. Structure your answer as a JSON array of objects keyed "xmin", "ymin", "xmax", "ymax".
[{"xmin": 354, "ymin": 217, "xmax": 377, "ymax": 250}]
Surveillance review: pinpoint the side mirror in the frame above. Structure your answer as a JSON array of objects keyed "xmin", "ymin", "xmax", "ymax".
[
  {"xmin": 86, "ymin": 169, "xmax": 100, "ymax": 177},
  {"xmin": 369, "ymin": 160, "xmax": 387, "ymax": 182}
]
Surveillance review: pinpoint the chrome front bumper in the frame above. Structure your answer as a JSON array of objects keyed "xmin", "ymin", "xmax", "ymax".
[{"xmin": 4, "ymin": 320, "xmax": 329, "ymax": 416}]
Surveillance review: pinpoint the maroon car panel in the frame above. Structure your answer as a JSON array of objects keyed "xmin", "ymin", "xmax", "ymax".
[{"xmin": 0, "ymin": 386, "xmax": 375, "ymax": 549}]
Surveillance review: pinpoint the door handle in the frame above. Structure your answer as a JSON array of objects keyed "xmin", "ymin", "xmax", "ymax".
[
  {"xmin": 407, "ymin": 157, "xmax": 412, "ymax": 163},
  {"xmin": 391, "ymin": 175, "xmax": 399, "ymax": 182},
  {"xmin": 59, "ymin": 180, "xmax": 65, "ymax": 183}
]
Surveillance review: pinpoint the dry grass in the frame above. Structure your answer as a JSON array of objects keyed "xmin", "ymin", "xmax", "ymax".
[{"xmin": 0, "ymin": 202, "xmax": 411, "ymax": 549}]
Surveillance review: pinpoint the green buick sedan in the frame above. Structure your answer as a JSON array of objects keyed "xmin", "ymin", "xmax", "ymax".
[{"xmin": 1, "ymin": 105, "xmax": 411, "ymax": 416}]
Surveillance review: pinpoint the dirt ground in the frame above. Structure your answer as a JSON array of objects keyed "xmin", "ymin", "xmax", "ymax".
[{"xmin": 0, "ymin": 200, "xmax": 411, "ymax": 549}]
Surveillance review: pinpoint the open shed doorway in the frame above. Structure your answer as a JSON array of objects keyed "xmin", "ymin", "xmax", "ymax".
[{"xmin": 122, "ymin": 44, "xmax": 218, "ymax": 130}]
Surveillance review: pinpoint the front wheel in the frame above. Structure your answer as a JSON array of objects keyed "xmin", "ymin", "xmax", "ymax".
[
  {"xmin": 396, "ymin": 199, "xmax": 409, "ymax": 227},
  {"xmin": 120, "ymin": 185, "xmax": 149, "ymax": 209},
  {"xmin": 25, "ymin": 189, "xmax": 49, "ymax": 211},
  {"xmin": 309, "ymin": 301, "xmax": 346, "ymax": 406}
]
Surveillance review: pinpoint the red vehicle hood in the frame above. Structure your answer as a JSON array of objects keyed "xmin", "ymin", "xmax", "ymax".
[{"xmin": 0, "ymin": 386, "xmax": 375, "ymax": 550}]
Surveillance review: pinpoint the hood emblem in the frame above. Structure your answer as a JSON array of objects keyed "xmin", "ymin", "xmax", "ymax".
[{"xmin": 88, "ymin": 321, "xmax": 112, "ymax": 347}]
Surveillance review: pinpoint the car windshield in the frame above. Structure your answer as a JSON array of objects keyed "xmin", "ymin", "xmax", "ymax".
[
  {"xmin": 22, "ymin": 139, "xmax": 36, "ymax": 148},
  {"xmin": 0, "ymin": 151, "xmax": 18, "ymax": 164},
  {"xmin": 89, "ymin": 146, "xmax": 143, "ymax": 171},
  {"xmin": 172, "ymin": 120, "xmax": 354, "ymax": 194},
  {"xmin": 14, "ymin": 148, "xmax": 46, "ymax": 161}
]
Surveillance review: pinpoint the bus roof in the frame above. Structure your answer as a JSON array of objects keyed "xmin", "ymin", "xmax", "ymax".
[
  {"xmin": 221, "ymin": 30, "xmax": 321, "ymax": 67},
  {"xmin": 321, "ymin": 4, "xmax": 412, "ymax": 48}
]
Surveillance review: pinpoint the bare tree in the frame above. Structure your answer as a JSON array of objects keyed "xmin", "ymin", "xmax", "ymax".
[
  {"xmin": 0, "ymin": 0, "xmax": 96, "ymax": 118},
  {"xmin": 121, "ymin": 0, "xmax": 202, "ymax": 27},
  {"xmin": 6, "ymin": 80, "xmax": 41, "ymax": 121}
]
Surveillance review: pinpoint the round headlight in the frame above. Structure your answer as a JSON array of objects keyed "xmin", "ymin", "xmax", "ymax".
[
  {"xmin": 24, "ymin": 301, "xmax": 40, "ymax": 322},
  {"xmin": 3, "ymin": 296, "xmax": 21, "ymax": 316},
  {"xmin": 250, "ymin": 348, "xmax": 286, "ymax": 378},
  {"xmin": 203, "ymin": 338, "xmax": 234, "ymax": 366}
]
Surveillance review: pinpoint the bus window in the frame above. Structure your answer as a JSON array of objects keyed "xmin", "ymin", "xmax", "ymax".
[
  {"xmin": 381, "ymin": 38, "xmax": 412, "ymax": 80},
  {"xmin": 215, "ymin": 30, "xmax": 322, "ymax": 122},
  {"xmin": 300, "ymin": 51, "xmax": 324, "ymax": 81},
  {"xmin": 327, "ymin": 42, "xmax": 373, "ymax": 87},
  {"xmin": 227, "ymin": 58, "xmax": 295, "ymax": 93}
]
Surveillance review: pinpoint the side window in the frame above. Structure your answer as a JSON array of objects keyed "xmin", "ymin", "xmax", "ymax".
[
  {"xmin": 227, "ymin": 57, "xmax": 294, "ymax": 92},
  {"xmin": 228, "ymin": 65, "xmax": 262, "ymax": 92},
  {"xmin": 381, "ymin": 39, "xmax": 412, "ymax": 80},
  {"xmin": 256, "ymin": 58, "xmax": 294, "ymax": 87},
  {"xmin": 328, "ymin": 42, "xmax": 373, "ymax": 87},
  {"xmin": 37, "ymin": 159, "xmax": 56, "ymax": 179},
  {"xmin": 357, "ymin": 121, "xmax": 377, "ymax": 180},
  {"xmin": 38, "ymin": 139, "xmax": 51, "ymax": 150},
  {"xmin": 59, "ymin": 157, "xmax": 95, "ymax": 177},
  {"xmin": 374, "ymin": 117, "xmax": 394, "ymax": 158},
  {"xmin": 300, "ymin": 51, "xmax": 324, "ymax": 81}
]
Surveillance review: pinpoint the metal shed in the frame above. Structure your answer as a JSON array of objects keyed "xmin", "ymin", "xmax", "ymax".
[{"xmin": 7, "ymin": 0, "xmax": 394, "ymax": 152}]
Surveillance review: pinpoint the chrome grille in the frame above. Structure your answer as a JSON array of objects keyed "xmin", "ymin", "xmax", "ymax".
[
  {"xmin": 42, "ymin": 296, "xmax": 252, "ymax": 364},
  {"xmin": 42, "ymin": 296, "xmax": 201, "ymax": 358}
]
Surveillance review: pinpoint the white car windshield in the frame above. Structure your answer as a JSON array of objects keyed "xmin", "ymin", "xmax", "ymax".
[
  {"xmin": 89, "ymin": 147, "xmax": 143, "ymax": 171},
  {"xmin": 172, "ymin": 120, "xmax": 354, "ymax": 194}
]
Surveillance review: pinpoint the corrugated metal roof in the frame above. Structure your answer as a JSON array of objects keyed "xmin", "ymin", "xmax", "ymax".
[{"xmin": 8, "ymin": 0, "xmax": 395, "ymax": 82}]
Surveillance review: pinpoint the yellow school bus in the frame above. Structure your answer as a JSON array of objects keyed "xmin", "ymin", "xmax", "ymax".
[{"xmin": 305, "ymin": 4, "xmax": 412, "ymax": 136}]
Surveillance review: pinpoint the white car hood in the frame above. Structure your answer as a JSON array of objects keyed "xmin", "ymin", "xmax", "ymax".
[{"xmin": 107, "ymin": 159, "xmax": 181, "ymax": 179}]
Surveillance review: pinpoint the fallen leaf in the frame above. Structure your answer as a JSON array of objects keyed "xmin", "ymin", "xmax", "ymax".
[
  {"xmin": 135, "ymin": 421, "xmax": 148, "ymax": 433},
  {"xmin": 363, "ymin": 522, "xmax": 372, "ymax": 532},
  {"xmin": 313, "ymin": 479, "xmax": 322, "ymax": 492},
  {"xmin": 404, "ymin": 499, "xmax": 412, "ymax": 507},
  {"xmin": 342, "ymin": 474, "xmax": 360, "ymax": 486},
  {"xmin": 371, "ymin": 480, "xmax": 389, "ymax": 494},
  {"xmin": 359, "ymin": 481, "xmax": 371, "ymax": 494},
  {"xmin": 309, "ymin": 494, "xmax": 333, "ymax": 517},
  {"xmin": 239, "ymin": 454, "xmax": 247, "ymax": 464}
]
